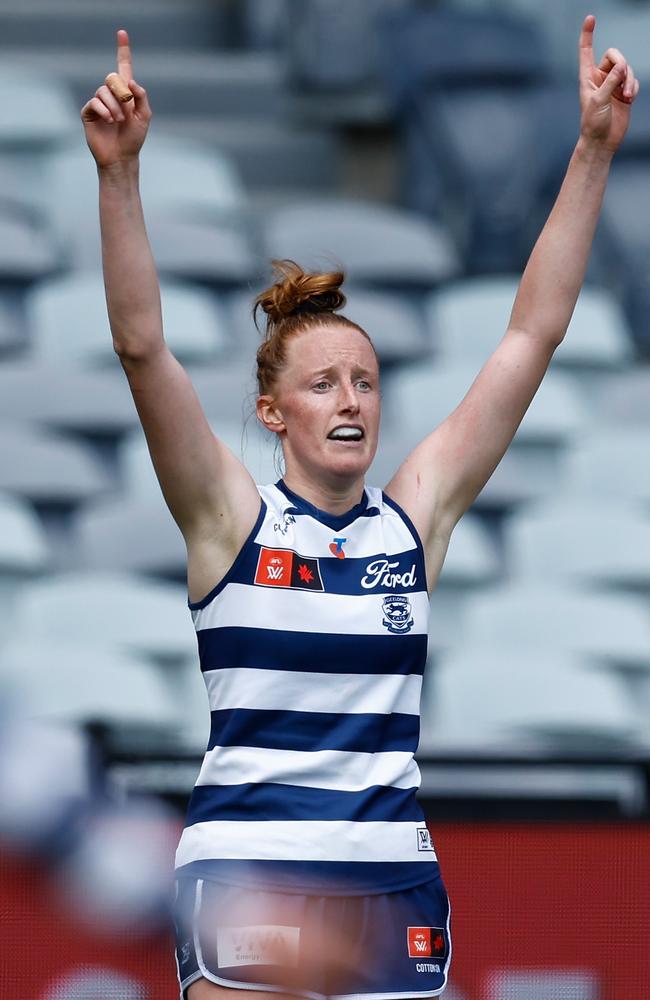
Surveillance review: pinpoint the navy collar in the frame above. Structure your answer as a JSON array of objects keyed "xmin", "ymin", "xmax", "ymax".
[{"xmin": 276, "ymin": 479, "xmax": 375, "ymax": 531}]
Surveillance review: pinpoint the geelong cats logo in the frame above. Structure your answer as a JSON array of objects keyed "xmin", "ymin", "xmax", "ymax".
[{"xmin": 382, "ymin": 594, "xmax": 414, "ymax": 634}]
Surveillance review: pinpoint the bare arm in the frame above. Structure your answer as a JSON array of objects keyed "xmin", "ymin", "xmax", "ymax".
[
  {"xmin": 81, "ymin": 30, "xmax": 260, "ymax": 564},
  {"xmin": 386, "ymin": 15, "xmax": 639, "ymax": 590}
]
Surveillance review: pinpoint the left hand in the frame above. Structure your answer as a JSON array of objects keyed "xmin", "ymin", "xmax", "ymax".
[{"xmin": 579, "ymin": 14, "xmax": 639, "ymax": 154}]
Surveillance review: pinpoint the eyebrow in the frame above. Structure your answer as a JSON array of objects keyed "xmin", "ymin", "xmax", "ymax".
[{"xmin": 307, "ymin": 365, "xmax": 376, "ymax": 379}]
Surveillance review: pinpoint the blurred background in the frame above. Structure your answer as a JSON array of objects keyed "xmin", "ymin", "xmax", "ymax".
[{"xmin": 0, "ymin": 0, "xmax": 649, "ymax": 997}]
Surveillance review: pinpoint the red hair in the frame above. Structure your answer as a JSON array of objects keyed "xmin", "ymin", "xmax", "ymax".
[{"xmin": 253, "ymin": 259, "xmax": 375, "ymax": 395}]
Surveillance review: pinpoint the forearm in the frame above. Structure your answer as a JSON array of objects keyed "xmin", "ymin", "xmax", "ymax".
[
  {"xmin": 508, "ymin": 136, "xmax": 614, "ymax": 344},
  {"xmin": 98, "ymin": 158, "xmax": 163, "ymax": 358}
]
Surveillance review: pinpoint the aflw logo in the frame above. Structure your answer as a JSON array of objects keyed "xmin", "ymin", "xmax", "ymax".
[
  {"xmin": 266, "ymin": 557, "xmax": 285, "ymax": 580},
  {"xmin": 254, "ymin": 547, "xmax": 324, "ymax": 592}
]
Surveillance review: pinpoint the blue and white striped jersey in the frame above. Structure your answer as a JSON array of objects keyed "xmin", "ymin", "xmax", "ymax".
[{"xmin": 174, "ymin": 480, "xmax": 439, "ymax": 895}]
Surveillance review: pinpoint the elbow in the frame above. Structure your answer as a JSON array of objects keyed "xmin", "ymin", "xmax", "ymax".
[{"xmin": 113, "ymin": 338, "xmax": 165, "ymax": 366}]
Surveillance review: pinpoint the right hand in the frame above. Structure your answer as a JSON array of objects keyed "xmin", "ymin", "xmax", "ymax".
[{"xmin": 81, "ymin": 28, "xmax": 152, "ymax": 168}]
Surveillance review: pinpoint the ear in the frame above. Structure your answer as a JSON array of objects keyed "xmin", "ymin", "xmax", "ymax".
[{"xmin": 256, "ymin": 394, "xmax": 286, "ymax": 435}]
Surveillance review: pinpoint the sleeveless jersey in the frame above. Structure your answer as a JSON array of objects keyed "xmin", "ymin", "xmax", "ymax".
[{"xmin": 174, "ymin": 480, "xmax": 439, "ymax": 895}]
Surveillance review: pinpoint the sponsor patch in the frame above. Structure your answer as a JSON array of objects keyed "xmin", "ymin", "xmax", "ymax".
[
  {"xmin": 254, "ymin": 547, "xmax": 323, "ymax": 591},
  {"xmin": 329, "ymin": 536, "xmax": 347, "ymax": 559},
  {"xmin": 382, "ymin": 594, "xmax": 414, "ymax": 633},
  {"xmin": 216, "ymin": 924, "xmax": 300, "ymax": 968},
  {"xmin": 417, "ymin": 828, "xmax": 435, "ymax": 852},
  {"xmin": 407, "ymin": 927, "xmax": 447, "ymax": 960},
  {"xmin": 361, "ymin": 558, "xmax": 417, "ymax": 590}
]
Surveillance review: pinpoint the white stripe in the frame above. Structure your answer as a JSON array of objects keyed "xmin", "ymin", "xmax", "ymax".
[
  {"xmin": 204, "ymin": 668, "xmax": 422, "ymax": 716},
  {"xmin": 257, "ymin": 485, "xmax": 419, "ymax": 560},
  {"xmin": 196, "ymin": 745, "xmax": 420, "ymax": 791},
  {"xmin": 175, "ymin": 820, "xmax": 437, "ymax": 866},
  {"xmin": 192, "ymin": 584, "xmax": 429, "ymax": 635}
]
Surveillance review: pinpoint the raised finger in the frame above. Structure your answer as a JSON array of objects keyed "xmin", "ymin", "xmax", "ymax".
[
  {"xmin": 116, "ymin": 28, "xmax": 133, "ymax": 83},
  {"xmin": 579, "ymin": 14, "xmax": 596, "ymax": 75},
  {"xmin": 96, "ymin": 84, "xmax": 125, "ymax": 121}
]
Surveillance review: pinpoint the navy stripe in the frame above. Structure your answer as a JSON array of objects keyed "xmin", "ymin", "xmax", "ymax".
[
  {"xmin": 227, "ymin": 541, "xmax": 423, "ymax": 596},
  {"xmin": 175, "ymin": 859, "xmax": 440, "ymax": 895},
  {"xmin": 197, "ymin": 628, "xmax": 428, "ymax": 676},
  {"xmin": 185, "ymin": 782, "xmax": 421, "ymax": 825},
  {"xmin": 207, "ymin": 708, "xmax": 420, "ymax": 754},
  {"xmin": 275, "ymin": 479, "xmax": 379, "ymax": 530}
]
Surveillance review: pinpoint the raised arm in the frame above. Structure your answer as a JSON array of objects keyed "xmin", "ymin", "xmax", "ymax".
[
  {"xmin": 386, "ymin": 15, "xmax": 639, "ymax": 592},
  {"xmin": 81, "ymin": 30, "xmax": 260, "ymax": 597}
]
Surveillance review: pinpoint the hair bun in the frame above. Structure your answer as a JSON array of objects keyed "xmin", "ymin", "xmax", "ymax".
[{"xmin": 255, "ymin": 259, "xmax": 346, "ymax": 327}]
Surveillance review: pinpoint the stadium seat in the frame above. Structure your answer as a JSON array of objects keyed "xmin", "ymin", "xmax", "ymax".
[
  {"xmin": 0, "ymin": 204, "xmax": 60, "ymax": 282},
  {"xmin": 588, "ymin": 365, "xmax": 650, "ymax": 425},
  {"xmin": 0, "ymin": 293, "xmax": 23, "ymax": 354},
  {"xmin": 285, "ymin": 0, "xmax": 402, "ymax": 92},
  {"xmin": 172, "ymin": 661, "xmax": 213, "ymax": 753},
  {"xmin": 158, "ymin": 117, "xmax": 341, "ymax": 195},
  {"xmin": 0, "ymin": 359, "xmax": 137, "ymax": 437},
  {"xmin": 187, "ymin": 360, "xmax": 259, "ymax": 421},
  {"xmin": 0, "ymin": 422, "xmax": 109, "ymax": 504},
  {"xmin": 597, "ymin": 162, "xmax": 650, "ymax": 358},
  {"xmin": 0, "ymin": 1, "xmax": 230, "ymax": 53},
  {"xmin": 461, "ymin": 583, "xmax": 650, "ymax": 672},
  {"xmin": 240, "ymin": 0, "xmax": 287, "ymax": 49},
  {"xmin": 380, "ymin": 7, "xmax": 548, "ymax": 105},
  {"xmin": 10, "ymin": 572, "xmax": 196, "ymax": 662},
  {"xmin": 378, "ymin": 7, "xmax": 579, "ymax": 269},
  {"xmin": 26, "ymin": 273, "xmax": 229, "ymax": 367},
  {"xmin": 0, "ymin": 69, "xmax": 78, "ymax": 149},
  {"xmin": 385, "ymin": 360, "xmax": 588, "ymax": 446},
  {"xmin": 487, "ymin": 969, "xmax": 599, "ymax": 1000},
  {"xmin": 41, "ymin": 137, "xmax": 255, "ymax": 280},
  {"xmin": 118, "ymin": 421, "xmax": 278, "ymax": 504},
  {"xmin": 263, "ymin": 198, "xmax": 460, "ymax": 289},
  {"xmin": 0, "ymin": 638, "xmax": 179, "ymax": 731},
  {"xmin": 368, "ymin": 424, "xmax": 556, "ymax": 513},
  {"xmin": 74, "ymin": 497, "xmax": 188, "ymax": 578},
  {"xmin": 0, "ymin": 490, "xmax": 50, "ymax": 574},
  {"xmin": 420, "ymin": 645, "xmax": 641, "ymax": 754},
  {"xmin": 560, "ymin": 428, "xmax": 650, "ymax": 503},
  {"xmin": 0, "ymin": 490, "xmax": 51, "ymax": 636},
  {"xmin": 0, "ymin": 715, "xmax": 91, "ymax": 852},
  {"xmin": 144, "ymin": 215, "xmax": 258, "ymax": 286},
  {"xmin": 428, "ymin": 278, "xmax": 633, "ymax": 373},
  {"xmin": 505, "ymin": 499, "xmax": 650, "ymax": 590},
  {"xmin": 428, "ymin": 513, "xmax": 502, "ymax": 652},
  {"xmin": 227, "ymin": 285, "xmax": 430, "ymax": 366}
]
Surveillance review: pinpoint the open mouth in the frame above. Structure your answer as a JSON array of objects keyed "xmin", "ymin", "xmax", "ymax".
[{"xmin": 327, "ymin": 425, "xmax": 364, "ymax": 442}]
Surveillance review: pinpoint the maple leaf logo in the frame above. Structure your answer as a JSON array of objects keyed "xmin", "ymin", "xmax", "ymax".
[
  {"xmin": 433, "ymin": 934, "xmax": 444, "ymax": 952},
  {"xmin": 298, "ymin": 563, "xmax": 314, "ymax": 583}
]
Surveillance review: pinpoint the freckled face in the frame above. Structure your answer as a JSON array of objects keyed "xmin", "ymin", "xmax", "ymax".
[{"xmin": 262, "ymin": 324, "xmax": 381, "ymax": 486}]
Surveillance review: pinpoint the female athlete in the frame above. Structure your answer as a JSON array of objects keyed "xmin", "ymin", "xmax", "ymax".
[{"xmin": 81, "ymin": 16, "xmax": 638, "ymax": 1000}]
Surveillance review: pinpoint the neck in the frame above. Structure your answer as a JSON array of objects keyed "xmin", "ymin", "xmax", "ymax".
[{"xmin": 281, "ymin": 468, "xmax": 365, "ymax": 515}]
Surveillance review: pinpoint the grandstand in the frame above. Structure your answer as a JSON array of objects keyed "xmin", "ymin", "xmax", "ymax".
[{"xmin": 0, "ymin": 2, "xmax": 649, "ymax": 999}]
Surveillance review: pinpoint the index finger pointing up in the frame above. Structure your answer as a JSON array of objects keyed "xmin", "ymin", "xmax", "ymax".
[
  {"xmin": 579, "ymin": 13, "xmax": 597, "ymax": 76},
  {"xmin": 116, "ymin": 28, "xmax": 133, "ymax": 83}
]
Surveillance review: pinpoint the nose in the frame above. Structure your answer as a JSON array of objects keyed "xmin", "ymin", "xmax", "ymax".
[{"xmin": 338, "ymin": 381, "xmax": 360, "ymax": 413}]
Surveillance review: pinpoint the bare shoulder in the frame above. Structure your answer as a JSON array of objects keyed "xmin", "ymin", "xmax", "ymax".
[{"xmin": 185, "ymin": 479, "xmax": 262, "ymax": 606}]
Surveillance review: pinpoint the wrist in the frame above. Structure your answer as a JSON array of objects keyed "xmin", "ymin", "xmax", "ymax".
[
  {"xmin": 575, "ymin": 134, "xmax": 617, "ymax": 164},
  {"xmin": 97, "ymin": 157, "xmax": 140, "ymax": 182}
]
